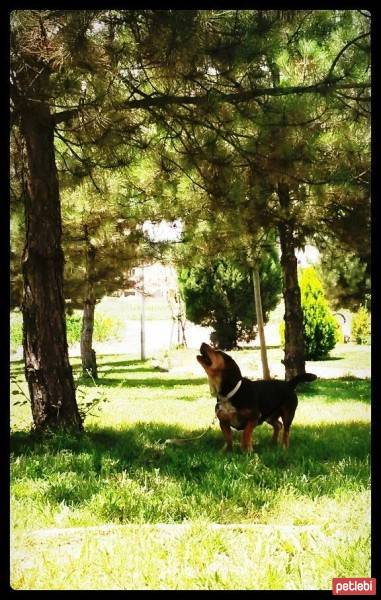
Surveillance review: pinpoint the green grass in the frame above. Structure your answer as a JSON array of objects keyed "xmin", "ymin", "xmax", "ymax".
[
  {"xmin": 11, "ymin": 522, "xmax": 370, "ymax": 590},
  {"xmin": 10, "ymin": 350, "xmax": 371, "ymax": 590},
  {"xmin": 305, "ymin": 343, "xmax": 371, "ymax": 371},
  {"xmin": 251, "ymin": 344, "xmax": 370, "ymax": 374}
]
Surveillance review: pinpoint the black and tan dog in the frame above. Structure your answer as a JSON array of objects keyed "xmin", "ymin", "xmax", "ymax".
[{"xmin": 197, "ymin": 343, "xmax": 316, "ymax": 453}]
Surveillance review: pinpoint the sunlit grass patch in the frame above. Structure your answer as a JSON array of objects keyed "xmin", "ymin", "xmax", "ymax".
[{"xmin": 11, "ymin": 521, "xmax": 370, "ymax": 590}]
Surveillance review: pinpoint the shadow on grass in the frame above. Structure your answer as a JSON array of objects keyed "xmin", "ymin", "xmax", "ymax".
[
  {"xmin": 96, "ymin": 367, "xmax": 163, "ymax": 375},
  {"xmin": 74, "ymin": 359, "xmax": 157, "ymax": 376},
  {"xmin": 10, "ymin": 419, "xmax": 370, "ymax": 518},
  {"xmin": 77, "ymin": 376, "xmax": 206, "ymax": 389},
  {"xmin": 9, "ymin": 360, "xmax": 25, "ymax": 375},
  {"xmin": 10, "ymin": 420, "xmax": 369, "ymax": 478},
  {"xmin": 98, "ymin": 358, "xmax": 146, "ymax": 365},
  {"xmin": 11, "ymin": 358, "xmax": 206, "ymax": 390},
  {"xmin": 83, "ymin": 376, "xmax": 370, "ymax": 400},
  {"xmin": 95, "ymin": 359, "xmax": 153, "ymax": 370},
  {"xmin": 237, "ymin": 345, "xmax": 281, "ymax": 351}
]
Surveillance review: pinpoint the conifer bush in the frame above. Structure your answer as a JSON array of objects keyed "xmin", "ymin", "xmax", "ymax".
[
  {"xmin": 179, "ymin": 254, "xmax": 282, "ymax": 350},
  {"xmin": 351, "ymin": 306, "xmax": 371, "ymax": 345},
  {"xmin": 279, "ymin": 267, "xmax": 339, "ymax": 360},
  {"xmin": 300, "ymin": 267, "xmax": 340, "ymax": 360}
]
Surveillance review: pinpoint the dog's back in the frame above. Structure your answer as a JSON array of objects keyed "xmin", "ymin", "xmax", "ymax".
[{"xmin": 235, "ymin": 378, "xmax": 297, "ymax": 421}]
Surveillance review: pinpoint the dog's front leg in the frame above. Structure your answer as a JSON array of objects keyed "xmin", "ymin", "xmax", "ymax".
[
  {"xmin": 219, "ymin": 420, "xmax": 233, "ymax": 452},
  {"xmin": 241, "ymin": 420, "xmax": 256, "ymax": 453}
]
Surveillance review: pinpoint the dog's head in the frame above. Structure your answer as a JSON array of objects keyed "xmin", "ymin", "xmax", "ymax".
[{"xmin": 197, "ymin": 342, "xmax": 242, "ymax": 396}]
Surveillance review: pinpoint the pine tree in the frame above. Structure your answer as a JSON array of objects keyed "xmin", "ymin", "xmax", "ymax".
[
  {"xmin": 61, "ymin": 172, "xmax": 149, "ymax": 376},
  {"xmin": 144, "ymin": 10, "xmax": 370, "ymax": 379},
  {"xmin": 11, "ymin": 12, "xmax": 84, "ymax": 430}
]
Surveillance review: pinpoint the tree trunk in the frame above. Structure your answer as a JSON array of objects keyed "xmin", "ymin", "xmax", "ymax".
[
  {"xmin": 80, "ymin": 241, "xmax": 97, "ymax": 378},
  {"xmin": 277, "ymin": 182, "xmax": 306, "ymax": 380},
  {"xmin": 252, "ymin": 266, "xmax": 271, "ymax": 380},
  {"xmin": 179, "ymin": 316, "xmax": 187, "ymax": 348},
  {"xmin": 20, "ymin": 101, "xmax": 83, "ymax": 432}
]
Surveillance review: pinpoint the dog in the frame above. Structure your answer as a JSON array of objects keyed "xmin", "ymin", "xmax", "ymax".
[{"xmin": 197, "ymin": 343, "xmax": 317, "ymax": 453}]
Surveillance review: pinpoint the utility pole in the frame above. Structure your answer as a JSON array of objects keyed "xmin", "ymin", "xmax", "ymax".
[
  {"xmin": 252, "ymin": 266, "xmax": 271, "ymax": 380},
  {"xmin": 140, "ymin": 266, "xmax": 146, "ymax": 361}
]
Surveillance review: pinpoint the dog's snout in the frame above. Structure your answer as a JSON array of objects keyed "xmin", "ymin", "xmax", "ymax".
[{"xmin": 200, "ymin": 342, "xmax": 209, "ymax": 353}]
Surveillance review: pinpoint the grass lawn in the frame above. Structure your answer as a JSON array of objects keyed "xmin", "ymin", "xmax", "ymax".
[{"xmin": 10, "ymin": 347, "xmax": 371, "ymax": 590}]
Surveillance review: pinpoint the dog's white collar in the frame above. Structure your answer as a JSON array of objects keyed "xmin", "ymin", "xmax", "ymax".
[{"xmin": 218, "ymin": 379, "xmax": 242, "ymax": 401}]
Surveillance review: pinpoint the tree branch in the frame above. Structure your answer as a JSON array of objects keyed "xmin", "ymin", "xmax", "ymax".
[
  {"xmin": 52, "ymin": 80, "xmax": 371, "ymax": 125},
  {"xmin": 325, "ymin": 31, "xmax": 370, "ymax": 82},
  {"xmin": 54, "ymin": 130, "xmax": 103, "ymax": 194}
]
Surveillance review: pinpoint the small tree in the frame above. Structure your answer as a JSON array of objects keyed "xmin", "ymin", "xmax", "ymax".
[
  {"xmin": 178, "ymin": 255, "xmax": 281, "ymax": 350},
  {"xmin": 300, "ymin": 267, "xmax": 339, "ymax": 360}
]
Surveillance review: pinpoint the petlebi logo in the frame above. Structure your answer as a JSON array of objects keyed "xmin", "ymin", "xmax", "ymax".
[{"xmin": 332, "ymin": 578, "xmax": 376, "ymax": 595}]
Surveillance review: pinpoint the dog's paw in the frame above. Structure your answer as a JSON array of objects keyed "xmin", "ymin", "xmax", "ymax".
[{"xmin": 220, "ymin": 444, "xmax": 233, "ymax": 454}]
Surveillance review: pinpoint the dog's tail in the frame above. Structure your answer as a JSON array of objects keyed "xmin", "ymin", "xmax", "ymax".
[{"xmin": 288, "ymin": 373, "xmax": 317, "ymax": 389}]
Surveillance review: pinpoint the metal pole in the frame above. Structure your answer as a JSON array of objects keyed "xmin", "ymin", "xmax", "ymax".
[
  {"xmin": 253, "ymin": 266, "xmax": 271, "ymax": 380},
  {"xmin": 140, "ymin": 266, "xmax": 146, "ymax": 361}
]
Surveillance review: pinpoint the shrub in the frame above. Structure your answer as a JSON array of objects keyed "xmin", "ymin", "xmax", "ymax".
[
  {"xmin": 93, "ymin": 312, "xmax": 124, "ymax": 342},
  {"xmin": 66, "ymin": 312, "xmax": 124, "ymax": 344},
  {"xmin": 351, "ymin": 306, "xmax": 371, "ymax": 345},
  {"xmin": 300, "ymin": 267, "xmax": 340, "ymax": 360}
]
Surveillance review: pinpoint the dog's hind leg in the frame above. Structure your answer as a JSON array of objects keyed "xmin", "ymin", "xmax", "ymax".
[
  {"xmin": 282, "ymin": 426, "xmax": 290, "ymax": 449},
  {"xmin": 280, "ymin": 400, "xmax": 297, "ymax": 449},
  {"xmin": 266, "ymin": 415, "xmax": 283, "ymax": 444}
]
